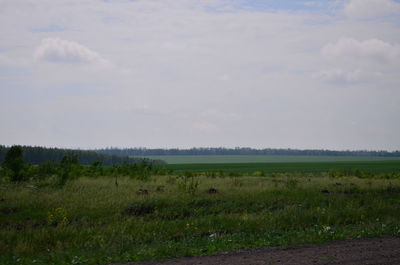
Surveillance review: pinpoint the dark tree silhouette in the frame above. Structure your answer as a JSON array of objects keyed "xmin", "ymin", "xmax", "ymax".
[
  {"xmin": 95, "ymin": 147, "xmax": 400, "ymax": 157},
  {"xmin": 3, "ymin": 145, "xmax": 25, "ymax": 182},
  {"xmin": 0, "ymin": 145, "xmax": 160, "ymax": 166}
]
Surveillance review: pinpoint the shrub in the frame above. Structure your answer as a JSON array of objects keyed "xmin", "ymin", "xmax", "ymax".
[
  {"xmin": 47, "ymin": 207, "xmax": 69, "ymax": 226},
  {"xmin": 285, "ymin": 178, "xmax": 299, "ymax": 189},
  {"xmin": 228, "ymin": 171, "xmax": 241, "ymax": 177},
  {"xmin": 252, "ymin": 171, "xmax": 265, "ymax": 177},
  {"xmin": 178, "ymin": 172, "xmax": 199, "ymax": 196},
  {"xmin": 3, "ymin": 145, "xmax": 25, "ymax": 182}
]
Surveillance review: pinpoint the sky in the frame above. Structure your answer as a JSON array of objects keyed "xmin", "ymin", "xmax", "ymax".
[{"xmin": 0, "ymin": 0, "xmax": 400, "ymax": 151}]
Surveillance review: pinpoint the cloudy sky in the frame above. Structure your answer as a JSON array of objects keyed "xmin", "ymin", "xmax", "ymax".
[{"xmin": 1, "ymin": 0, "xmax": 400, "ymax": 150}]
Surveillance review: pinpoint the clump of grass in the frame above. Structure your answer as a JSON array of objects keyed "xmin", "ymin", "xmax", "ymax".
[
  {"xmin": 47, "ymin": 207, "xmax": 68, "ymax": 226},
  {"xmin": 177, "ymin": 171, "xmax": 200, "ymax": 196}
]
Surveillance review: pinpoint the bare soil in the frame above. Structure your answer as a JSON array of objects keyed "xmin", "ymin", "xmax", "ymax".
[{"xmin": 113, "ymin": 237, "xmax": 400, "ymax": 265}]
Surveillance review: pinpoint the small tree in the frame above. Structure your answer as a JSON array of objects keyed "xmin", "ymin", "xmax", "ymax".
[
  {"xmin": 3, "ymin": 145, "xmax": 25, "ymax": 182},
  {"xmin": 58, "ymin": 154, "xmax": 79, "ymax": 186}
]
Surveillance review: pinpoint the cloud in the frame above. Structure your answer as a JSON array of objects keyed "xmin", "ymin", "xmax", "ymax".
[
  {"xmin": 343, "ymin": 0, "xmax": 400, "ymax": 18},
  {"xmin": 192, "ymin": 122, "xmax": 220, "ymax": 133},
  {"xmin": 34, "ymin": 38, "xmax": 109, "ymax": 65},
  {"xmin": 318, "ymin": 38, "xmax": 399, "ymax": 84},
  {"xmin": 314, "ymin": 69, "xmax": 373, "ymax": 84},
  {"xmin": 322, "ymin": 38, "xmax": 400, "ymax": 64}
]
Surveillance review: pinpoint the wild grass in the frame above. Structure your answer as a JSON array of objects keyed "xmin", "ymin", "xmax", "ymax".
[{"xmin": 1, "ymin": 174, "xmax": 400, "ymax": 265}]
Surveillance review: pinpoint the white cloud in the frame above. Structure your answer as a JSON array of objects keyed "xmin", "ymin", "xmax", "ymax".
[
  {"xmin": 318, "ymin": 38, "xmax": 399, "ymax": 84},
  {"xmin": 192, "ymin": 122, "xmax": 220, "ymax": 133},
  {"xmin": 322, "ymin": 38, "xmax": 400, "ymax": 63},
  {"xmin": 343, "ymin": 0, "xmax": 400, "ymax": 18},
  {"xmin": 314, "ymin": 69, "xmax": 373, "ymax": 84},
  {"xmin": 34, "ymin": 38, "xmax": 109, "ymax": 65}
]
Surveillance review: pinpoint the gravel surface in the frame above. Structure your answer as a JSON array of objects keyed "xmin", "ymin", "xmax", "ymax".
[{"xmin": 112, "ymin": 237, "xmax": 400, "ymax": 265}]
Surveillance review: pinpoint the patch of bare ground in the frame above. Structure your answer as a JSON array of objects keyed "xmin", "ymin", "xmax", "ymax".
[{"xmin": 112, "ymin": 237, "xmax": 400, "ymax": 265}]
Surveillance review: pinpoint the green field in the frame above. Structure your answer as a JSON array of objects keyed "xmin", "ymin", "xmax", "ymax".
[
  {"xmin": 141, "ymin": 155, "xmax": 400, "ymax": 164},
  {"xmin": 2, "ymin": 175, "xmax": 400, "ymax": 265},
  {"xmin": 166, "ymin": 160, "xmax": 400, "ymax": 175}
]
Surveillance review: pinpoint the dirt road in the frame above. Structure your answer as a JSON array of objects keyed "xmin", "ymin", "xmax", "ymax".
[{"xmin": 113, "ymin": 237, "xmax": 400, "ymax": 265}]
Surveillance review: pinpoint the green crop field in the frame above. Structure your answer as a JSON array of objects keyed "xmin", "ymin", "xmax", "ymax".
[
  {"xmin": 166, "ymin": 160, "xmax": 400, "ymax": 175},
  {"xmin": 140, "ymin": 155, "xmax": 400, "ymax": 164}
]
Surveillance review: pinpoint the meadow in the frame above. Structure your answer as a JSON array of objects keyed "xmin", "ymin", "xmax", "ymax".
[{"xmin": 2, "ymin": 169, "xmax": 400, "ymax": 265}]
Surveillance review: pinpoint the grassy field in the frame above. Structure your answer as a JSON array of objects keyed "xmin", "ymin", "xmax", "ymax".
[
  {"xmin": 166, "ymin": 160, "xmax": 400, "ymax": 175},
  {"xmin": 141, "ymin": 155, "xmax": 400, "ymax": 164},
  {"xmin": 2, "ymin": 172, "xmax": 400, "ymax": 265}
]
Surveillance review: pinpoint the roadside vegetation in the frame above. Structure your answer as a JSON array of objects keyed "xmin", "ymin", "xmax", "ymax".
[{"xmin": 1, "ymin": 146, "xmax": 400, "ymax": 265}]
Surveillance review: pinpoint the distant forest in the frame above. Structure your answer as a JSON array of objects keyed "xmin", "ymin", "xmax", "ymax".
[
  {"xmin": 96, "ymin": 147, "xmax": 400, "ymax": 157},
  {"xmin": 2, "ymin": 146, "xmax": 399, "ymax": 166},
  {"xmin": 0, "ymin": 145, "xmax": 157, "ymax": 166}
]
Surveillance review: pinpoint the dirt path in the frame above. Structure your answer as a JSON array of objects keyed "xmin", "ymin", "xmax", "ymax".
[{"xmin": 113, "ymin": 237, "xmax": 400, "ymax": 265}]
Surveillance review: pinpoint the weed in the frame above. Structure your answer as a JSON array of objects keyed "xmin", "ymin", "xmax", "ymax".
[
  {"xmin": 252, "ymin": 171, "xmax": 265, "ymax": 177},
  {"xmin": 177, "ymin": 172, "xmax": 200, "ymax": 196},
  {"xmin": 136, "ymin": 189, "xmax": 149, "ymax": 196},
  {"xmin": 285, "ymin": 178, "xmax": 299, "ymax": 189},
  {"xmin": 166, "ymin": 176, "xmax": 177, "ymax": 185},
  {"xmin": 47, "ymin": 207, "xmax": 68, "ymax": 226},
  {"xmin": 231, "ymin": 178, "xmax": 243, "ymax": 187}
]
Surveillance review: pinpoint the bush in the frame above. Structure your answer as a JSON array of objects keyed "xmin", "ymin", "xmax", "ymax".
[
  {"xmin": 3, "ymin": 145, "xmax": 25, "ymax": 182},
  {"xmin": 285, "ymin": 178, "xmax": 299, "ymax": 189},
  {"xmin": 47, "ymin": 207, "xmax": 69, "ymax": 226},
  {"xmin": 178, "ymin": 172, "xmax": 200, "ymax": 196},
  {"xmin": 252, "ymin": 171, "xmax": 265, "ymax": 177}
]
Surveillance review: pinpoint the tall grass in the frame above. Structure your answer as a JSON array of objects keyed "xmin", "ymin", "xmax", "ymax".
[{"xmin": 1, "ymin": 174, "xmax": 400, "ymax": 265}]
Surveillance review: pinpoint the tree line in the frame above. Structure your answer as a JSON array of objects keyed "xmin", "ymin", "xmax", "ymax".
[
  {"xmin": 95, "ymin": 147, "xmax": 400, "ymax": 157},
  {"xmin": 0, "ymin": 145, "xmax": 164, "ymax": 166},
  {"xmin": 0, "ymin": 146, "xmax": 169, "ymax": 185}
]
